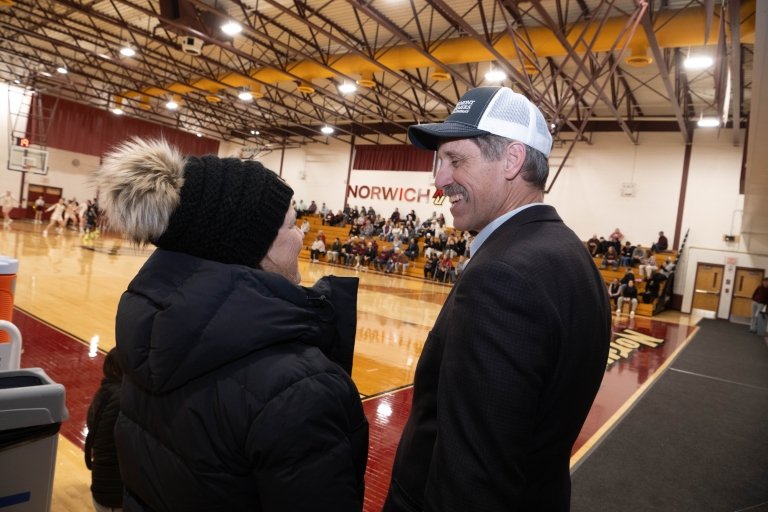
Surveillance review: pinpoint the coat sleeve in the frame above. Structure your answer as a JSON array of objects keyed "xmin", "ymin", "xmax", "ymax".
[
  {"xmin": 424, "ymin": 260, "xmax": 556, "ymax": 511},
  {"xmin": 247, "ymin": 370, "xmax": 368, "ymax": 512}
]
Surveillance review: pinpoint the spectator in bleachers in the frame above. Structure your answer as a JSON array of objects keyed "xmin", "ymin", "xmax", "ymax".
[
  {"xmin": 381, "ymin": 220, "xmax": 393, "ymax": 241},
  {"xmin": 617, "ymin": 279, "xmax": 639, "ymax": 317},
  {"xmin": 309, "ymin": 235, "xmax": 326, "ymax": 262},
  {"xmin": 596, "ymin": 236, "xmax": 608, "ymax": 255},
  {"xmin": 444, "ymin": 234, "xmax": 458, "ymax": 259},
  {"xmin": 631, "ymin": 244, "xmax": 647, "ymax": 266},
  {"xmin": 348, "ymin": 223, "xmax": 361, "ymax": 237},
  {"xmin": 332, "ymin": 210, "xmax": 345, "ymax": 226},
  {"xmin": 391, "ymin": 222, "xmax": 404, "ymax": 242},
  {"xmin": 587, "ymin": 234, "xmax": 601, "ymax": 256},
  {"xmin": 404, "ymin": 238, "xmax": 419, "ymax": 261},
  {"xmin": 607, "ymin": 278, "xmax": 622, "ymax": 307},
  {"xmin": 362, "ymin": 240, "xmax": 378, "ymax": 270},
  {"xmin": 435, "ymin": 255, "xmax": 456, "ymax": 283},
  {"xmin": 361, "ymin": 219, "xmax": 375, "ymax": 238},
  {"xmin": 619, "ymin": 242, "xmax": 633, "ymax": 268},
  {"xmin": 422, "ymin": 253, "xmax": 439, "ymax": 280},
  {"xmin": 315, "ymin": 230, "xmax": 326, "ymax": 245},
  {"xmin": 390, "ymin": 208, "xmax": 401, "ymax": 224},
  {"xmin": 319, "ymin": 202, "xmax": 328, "ymax": 218},
  {"xmin": 374, "ymin": 246, "xmax": 392, "ymax": 272},
  {"xmin": 322, "ymin": 210, "xmax": 334, "ymax": 226},
  {"xmin": 638, "ymin": 254, "xmax": 658, "ymax": 280},
  {"xmin": 393, "ymin": 248, "xmax": 410, "ymax": 275},
  {"xmin": 601, "ymin": 245, "xmax": 619, "ymax": 270},
  {"xmin": 659, "ymin": 256, "xmax": 676, "ymax": 278},
  {"xmin": 620, "ymin": 268, "xmax": 636, "ymax": 287},
  {"xmin": 643, "ymin": 272, "xmax": 663, "ymax": 304},
  {"xmin": 306, "ymin": 200, "xmax": 317, "ymax": 216},
  {"xmin": 300, "ymin": 219, "xmax": 311, "ymax": 237},
  {"xmin": 327, "ymin": 237, "xmax": 341, "ymax": 264},
  {"xmin": 651, "ymin": 231, "xmax": 668, "ymax": 253},
  {"xmin": 609, "ymin": 227, "xmax": 624, "ymax": 244}
]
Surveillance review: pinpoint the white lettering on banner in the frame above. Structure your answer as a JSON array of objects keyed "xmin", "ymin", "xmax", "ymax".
[
  {"xmin": 347, "ymin": 185, "xmax": 434, "ymax": 204},
  {"xmin": 453, "ymin": 100, "xmax": 475, "ymax": 114}
]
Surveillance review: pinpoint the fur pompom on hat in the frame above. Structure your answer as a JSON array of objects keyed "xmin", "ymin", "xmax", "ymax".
[{"xmin": 94, "ymin": 138, "xmax": 293, "ymax": 268}]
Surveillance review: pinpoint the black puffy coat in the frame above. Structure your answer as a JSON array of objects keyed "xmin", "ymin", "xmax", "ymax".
[
  {"xmin": 85, "ymin": 377, "xmax": 123, "ymax": 508},
  {"xmin": 113, "ymin": 249, "xmax": 368, "ymax": 511}
]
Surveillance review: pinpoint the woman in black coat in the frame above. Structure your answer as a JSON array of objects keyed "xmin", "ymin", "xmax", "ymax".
[{"xmin": 94, "ymin": 138, "xmax": 368, "ymax": 512}]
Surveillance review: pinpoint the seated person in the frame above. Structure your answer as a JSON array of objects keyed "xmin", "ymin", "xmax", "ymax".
[
  {"xmin": 601, "ymin": 245, "xmax": 619, "ymax": 270},
  {"xmin": 619, "ymin": 242, "xmax": 633, "ymax": 268},
  {"xmin": 374, "ymin": 247, "xmax": 392, "ymax": 272},
  {"xmin": 422, "ymin": 253, "xmax": 439, "ymax": 279},
  {"xmin": 659, "ymin": 256, "xmax": 676, "ymax": 278},
  {"xmin": 596, "ymin": 236, "xmax": 609, "ymax": 255},
  {"xmin": 607, "ymin": 278, "xmax": 622, "ymax": 307},
  {"xmin": 609, "ymin": 227, "xmax": 624, "ymax": 244},
  {"xmin": 435, "ymin": 255, "xmax": 456, "ymax": 283},
  {"xmin": 392, "ymin": 248, "xmax": 410, "ymax": 274},
  {"xmin": 404, "ymin": 238, "xmax": 420, "ymax": 261},
  {"xmin": 587, "ymin": 234, "xmax": 601, "ymax": 256},
  {"xmin": 361, "ymin": 241, "xmax": 377, "ymax": 269},
  {"xmin": 616, "ymin": 279, "xmax": 639, "ymax": 316},
  {"xmin": 309, "ymin": 235, "xmax": 326, "ymax": 262},
  {"xmin": 643, "ymin": 272, "xmax": 663, "ymax": 303},
  {"xmin": 631, "ymin": 244, "xmax": 647, "ymax": 266},
  {"xmin": 620, "ymin": 268, "xmax": 636, "ymax": 286},
  {"xmin": 638, "ymin": 255, "xmax": 658, "ymax": 280},
  {"xmin": 327, "ymin": 237, "xmax": 342, "ymax": 263},
  {"xmin": 651, "ymin": 231, "xmax": 669, "ymax": 253}
]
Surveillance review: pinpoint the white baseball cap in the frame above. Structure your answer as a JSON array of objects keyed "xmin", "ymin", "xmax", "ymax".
[{"xmin": 408, "ymin": 86, "xmax": 553, "ymax": 157}]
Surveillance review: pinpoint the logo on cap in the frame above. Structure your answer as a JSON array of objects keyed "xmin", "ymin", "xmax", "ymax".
[{"xmin": 452, "ymin": 100, "xmax": 475, "ymax": 114}]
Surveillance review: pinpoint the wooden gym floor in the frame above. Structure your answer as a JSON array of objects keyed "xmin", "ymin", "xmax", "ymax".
[{"xmin": 0, "ymin": 220, "xmax": 699, "ymax": 511}]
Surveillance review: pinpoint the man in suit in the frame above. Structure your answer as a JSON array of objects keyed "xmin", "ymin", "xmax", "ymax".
[{"xmin": 384, "ymin": 86, "xmax": 612, "ymax": 512}]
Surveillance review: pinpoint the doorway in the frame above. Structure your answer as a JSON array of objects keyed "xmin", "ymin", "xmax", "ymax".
[
  {"xmin": 691, "ymin": 263, "xmax": 724, "ymax": 318},
  {"xmin": 730, "ymin": 267, "xmax": 765, "ymax": 323}
]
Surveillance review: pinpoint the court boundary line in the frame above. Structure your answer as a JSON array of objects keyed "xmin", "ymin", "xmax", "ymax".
[{"xmin": 569, "ymin": 323, "xmax": 700, "ymax": 472}]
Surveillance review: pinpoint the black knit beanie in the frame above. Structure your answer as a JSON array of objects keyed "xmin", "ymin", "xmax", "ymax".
[{"xmin": 154, "ymin": 156, "xmax": 293, "ymax": 267}]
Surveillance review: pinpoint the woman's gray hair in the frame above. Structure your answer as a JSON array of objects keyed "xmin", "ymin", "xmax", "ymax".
[{"xmin": 472, "ymin": 133, "xmax": 550, "ymax": 190}]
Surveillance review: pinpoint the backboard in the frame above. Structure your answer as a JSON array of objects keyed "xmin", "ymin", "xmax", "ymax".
[{"xmin": 8, "ymin": 146, "xmax": 49, "ymax": 175}]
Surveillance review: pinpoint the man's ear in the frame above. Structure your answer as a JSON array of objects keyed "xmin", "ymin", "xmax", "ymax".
[{"xmin": 503, "ymin": 142, "xmax": 526, "ymax": 181}]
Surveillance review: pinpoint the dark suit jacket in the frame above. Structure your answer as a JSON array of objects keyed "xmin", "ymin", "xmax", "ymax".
[{"xmin": 384, "ymin": 205, "xmax": 611, "ymax": 512}]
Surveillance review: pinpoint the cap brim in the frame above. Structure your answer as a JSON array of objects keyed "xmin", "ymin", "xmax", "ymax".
[{"xmin": 408, "ymin": 122, "xmax": 490, "ymax": 151}]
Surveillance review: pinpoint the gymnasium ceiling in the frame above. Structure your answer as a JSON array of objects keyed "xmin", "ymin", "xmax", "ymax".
[
  {"xmin": 1, "ymin": 0, "xmax": 766, "ymax": 253},
  {"xmin": 0, "ymin": 0, "xmax": 757, "ymax": 150}
]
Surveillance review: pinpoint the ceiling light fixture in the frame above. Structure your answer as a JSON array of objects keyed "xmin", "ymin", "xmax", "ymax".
[
  {"xmin": 238, "ymin": 88, "xmax": 253, "ymax": 101},
  {"xmin": 250, "ymin": 130, "xmax": 259, "ymax": 135},
  {"xmin": 320, "ymin": 125, "xmax": 334, "ymax": 135},
  {"xmin": 338, "ymin": 82, "xmax": 357, "ymax": 94},
  {"xmin": 697, "ymin": 114, "xmax": 719, "ymax": 128},
  {"xmin": 119, "ymin": 44, "xmax": 136, "ymax": 58},
  {"xmin": 485, "ymin": 68, "xmax": 506, "ymax": 82},
  {"xmin": 112, "ymin": 107, "xmax": 124, "ymax": 115},
  {"xmin": 221, "ymin": 21, "xmax": 242, "ymax": 36},
  {"xmin": 166, "ymin": 97, "xmax": 179, "ymax": 110},
  {"xmin": 56, "ymin": 66, "xmax": 67, "ymax": 74},
  {"xmin": 684, "ymin": 55, "xmax": 713, "ymax": 70}
]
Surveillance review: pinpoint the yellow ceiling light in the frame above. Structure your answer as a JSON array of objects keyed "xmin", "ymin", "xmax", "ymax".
[
  {"xmin": 356, "ymin": 73, "xmax": 376, "ymax": 88},
  {"xmin": 297, "ymin": 82, "xmax": 315, "ymax": 94},
  {"xmin": 431, "ymin": 69, "xmax": 451, "ymax": 81},
  {"xmin": 625, "ymin": 46, "xmax": 653, "ymax": 67}
]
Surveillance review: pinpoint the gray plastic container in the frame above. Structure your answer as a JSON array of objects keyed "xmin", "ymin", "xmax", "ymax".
[{"xmin": 0, "ymin": 368, "xmax": 68, "ymax": 511}]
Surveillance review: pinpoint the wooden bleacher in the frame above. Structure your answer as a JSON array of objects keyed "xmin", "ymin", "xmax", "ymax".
[
  {"xmin": 296, "ymin": 214, "xmax": 452, "ymax": 283},
  {"xmin": 296, "ymin": 214, "xmax": 678, "ymax": 316},
  {"xmin": 594, "ymin": 250, "xmax": 677, "ymax": 317}
]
